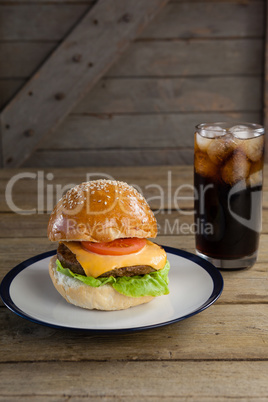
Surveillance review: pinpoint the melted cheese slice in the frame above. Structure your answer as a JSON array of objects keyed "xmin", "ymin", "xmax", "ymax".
[{"xmin": 62, "ymin": 240, "xmax": 166, "ymax": 278}]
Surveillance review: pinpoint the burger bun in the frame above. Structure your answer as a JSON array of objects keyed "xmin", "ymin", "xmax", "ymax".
[
  {"xmin": 49, "ymin": 255, "xmax": 154, "ymax": 311},
  {"xmin": 48, "ymin": 180, "xmax": 157, "ymax": 243}
]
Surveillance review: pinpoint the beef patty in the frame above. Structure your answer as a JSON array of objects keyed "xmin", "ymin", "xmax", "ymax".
[
  {"xmin": 57, "ymin": 242, "xmax": 85, "ymax": 275},
  {"xmin": 57, "ymin": 243, "xmax": 156, "ymax": 278}
]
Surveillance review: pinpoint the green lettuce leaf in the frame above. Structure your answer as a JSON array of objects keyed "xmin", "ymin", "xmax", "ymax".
[{"xmin": 56, "ymin": 259, "xmax": 170, "ymax": 298}]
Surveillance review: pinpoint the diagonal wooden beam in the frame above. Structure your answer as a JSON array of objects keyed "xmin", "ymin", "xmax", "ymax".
[{"xmin": 0, "ymin": 0, "xmax": 169, "ymax": 168}]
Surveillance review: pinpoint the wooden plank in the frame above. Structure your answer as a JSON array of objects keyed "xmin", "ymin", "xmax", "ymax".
[
  {"xmin": 0, "ymin": 239, "xmax": 56, "ymax": 279},
  {"xmin": 0, "ymin": 43, "xmax": 57, "ymax": 79},
  {"xmin": 1, "ymin": 163, "xmax": 267, "ymax": 195},
  {"xmin": 3, "ymin": 0, "xmax": 95, "ymax": 3},
  {"xmin": 42, "ymin": 112, "xmax": 262, "ymax": 150},
  {"xmin": 0, "ymin": 163, "xmax": 266, "ymax": 192},
  {"xmin": 1, "ymin": 361, "xmax": 268, "ymax": 398},
  {"xmin": 0, "ymin": 39, "xmax": 263, "ymax": 79},
  {"xmin": 1, "ymin": 162, "xmax": 268, "ymax": 212},
  {"xmin": 0, "ymin": 164, "xmax": 195, "ymax": 212},
  {"xmin": 24, "ymin": 112, "xmax": 262, "ymax": 168},
  {"xmin": 0, "ymin": 398, "xmax": 267, "ymax": 402},
  {"xmin": 72, "ymin": 77, "xmax": 262, "ymax": 114},
  {"xmin": 0, "ymin": 0, "xmax": 170, "ymax": 168},
  {"xmin": 0, "ymin": 77, "xmax": 263, "ymax": 166},
  {"xmin": 5, "ymin": 144, "xmax": 203, "ymax": 169},
  {"xmin": 107, "ymin": 38, "xmax": 264, "ymax": 77},
  {"xmin": 23, "ymin": 148, "xmax": 191, "ymax": 167},
  {"xmin": 0, "ymin": 399, "xmax": 263, "ymax": 402},
  {"xmin": 140, "ymin": 0, "xmax": 265, "ymax": 39},
  {"xmin": 0, "ymin": 164, "xmax": 194, "ymax": 181},
  {"xmin": 0, "ymin": 305, "xmax": 268, "ymax": 362},
  {"xmin": 0, "ymin": 39, "xmax": 262, "ymax": 108},
  {"xmin": 0, "ymin": 79, "xmax": 24, "ymax": 111},
  {"xmin": 0, "ymin": 161, "xmax": 195, "ymax": 211},
  {"xmin": 0, "ymin": 1, "xmax": 264, "ymax": 40},
  {"xmin": 0, "ymin": 4, "xmax": 89, "ymax": 41}
]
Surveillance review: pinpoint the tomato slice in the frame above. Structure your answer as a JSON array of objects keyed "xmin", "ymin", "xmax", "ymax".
[{"xmin": 81, "ymin": 238, "xmax": 147, "ymax": 256}]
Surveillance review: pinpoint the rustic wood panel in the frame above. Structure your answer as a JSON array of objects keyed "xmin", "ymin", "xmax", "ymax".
[
  {"xmin": 0, "ymin": 79, "xmax": 24, "ymax": 110},
  {"xmin": 1, "ymin": 361, "xmax": 268, "ymax": 398},
  {"xmin": 23, "ymin": 111, "xmax": 261, "ymax": 167},
  {"xmin": 0, "ymin": 39, "xmax": 263, "ymax": 79},
  {"xmin": 22, "ymin": 148, "xmax": 195, "ymax": 168},
  {"xmin": 2, "ymin": 0, "xmax": 95, "ymax": 3},
  {"xmin": 0, "ymin": 0, "xmax": 95, "ymax": 3},
  {"xmin": 44, "ymin": 112, "xmax": 263, "ymax": 149},
  {"xmin": 107, "ymin": 38, "xmax": 264, "ymax": 77},
  {"xmin": 0, "ymin": 399, "xmax": 265, "ymax": 402},
  {"xmin": 0, "ymin": 39, "xmax": 263, "ymax": 110},
  {"xmin": 0, "ymin": 167, "xmax": 192, "ymax": 211},
  {"xmin": 0, "ymin": 164, "xmax": 194, "ymax": 183},
  {"xmin": 0, "ymin": 43, "xmax": 57, "ymax": 79},
  {"xmin": 0, "ymin": 304, "xmax": 268, "ymax": 361},
  {"xmin": 19, "ymin": 148, "xmax": 195, "ymax": 167},
  {"xmin": 0, "ymin": 1, "xmax": 263, "ymax": 40},
  {"xmin": 0, "ymin": 239, "xmax": 56, "ymax": 278},
  {"xmin": 0, "ymin": 164, "xmax": 196, "ymax": 211},
  {"xmin": 2, "ymin": 176, "xmax": 268, "ymax": 212},
  {"xmin": 0, "ymin": 0, "xmax": 265, "ymax": 168},
  {"xmin": 140, "ymin": 0, "xmax": 265, "ymax": 38},
  {"xmin": 0, "ymin": 4, "xmax": 90, "ymax": 41},
  {"xmin": 72, "ymin": 76, "xmax": 262, "ymax": 114},
  {"xmin": 1, "ymin": 164, "xmax": 267, "ymax": 211},
  {"xmin": 0, "ymin": 0, "xmax": 170, "ymax": 168}
]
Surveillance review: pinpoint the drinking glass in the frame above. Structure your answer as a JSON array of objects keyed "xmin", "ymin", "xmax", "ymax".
[{"xmin": 194, "ymin": 122, "xmax": 265, "ymax": 269}]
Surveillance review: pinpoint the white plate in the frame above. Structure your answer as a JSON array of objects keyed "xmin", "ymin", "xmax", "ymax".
[{"xmin": 0, "ymin": 246, "xmax": 223, "ymax": 332}]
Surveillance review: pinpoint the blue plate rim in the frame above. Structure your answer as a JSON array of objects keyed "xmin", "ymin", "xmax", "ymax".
[{"xmin": 0, "ymin": 246, "xmax": 224, "ymax": 333}]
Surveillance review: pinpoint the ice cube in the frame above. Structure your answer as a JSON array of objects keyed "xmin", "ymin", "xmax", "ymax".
[
  {"xmin": 202, "ymin": 126, "xmax": 226, "ymax": 137},
  {"xmin": 196, "ymin": 126, "xmax": 226, "ymax": 152},
  {"xmin": 195, "ymin": 132, "xmax": 212, "ymax": 152},
  {"xmin": 250, "ymin": 159, "xmax": 263, "ymax": 175},
  {"xmin": 247, "ymin": 160, "xmax": 263, "ymax": 187},
  {"xmin": 239, "ymin": 135, "xmax": 264, "ymax": 162},
  {"xmin": 229, "ymin": 125, "xmax": 254, "ymax": 139},
  {"xmin": 207, "ymin": 135, "xmax": 236, "ymax": 165},
  {"xmin": 221, "ymin": 151, "xmax": 250, "ymax": 185},
  {"xmin": 195, "ymin": 151, "xmax": 218, "ymax": 179},
  {"xmin": 248, "ymin": 170, "xmax": 263, "ymax": 187}
]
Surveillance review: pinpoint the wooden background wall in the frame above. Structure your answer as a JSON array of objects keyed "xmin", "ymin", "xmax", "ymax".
[{"xmin": 0, "ymin": 0, "xmax": 266, "ymax": 167}]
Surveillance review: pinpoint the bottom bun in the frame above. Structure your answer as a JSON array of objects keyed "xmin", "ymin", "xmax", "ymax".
[{"xmin": 49, "ymin": 255, "xmax": 154, "ymax": 311}]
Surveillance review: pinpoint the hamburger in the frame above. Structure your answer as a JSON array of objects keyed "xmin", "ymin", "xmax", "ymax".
[{"xmin": 47, "ymin": 179, "xmax": 170, "ymax": 310}]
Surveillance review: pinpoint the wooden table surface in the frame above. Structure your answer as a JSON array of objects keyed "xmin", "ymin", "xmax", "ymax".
[{"xmin": 1, "ymin": 165, "xmax": 268, "ymax": 401}]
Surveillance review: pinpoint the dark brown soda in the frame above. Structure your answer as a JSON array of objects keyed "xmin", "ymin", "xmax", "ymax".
[{"xmin": 194, "ymin": 172, "xmax": 262, "ymax": 259}]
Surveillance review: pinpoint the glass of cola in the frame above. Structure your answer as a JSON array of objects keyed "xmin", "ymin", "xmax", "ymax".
[{"xmin": 194, "ymin": 122, "xmax": 265, "ymax": 269}]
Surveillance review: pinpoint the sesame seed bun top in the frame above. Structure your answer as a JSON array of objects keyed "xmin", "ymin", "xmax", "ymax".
[{"xmin": 47, "ymin": 180, "xmax": 157, "ymax": 242}]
